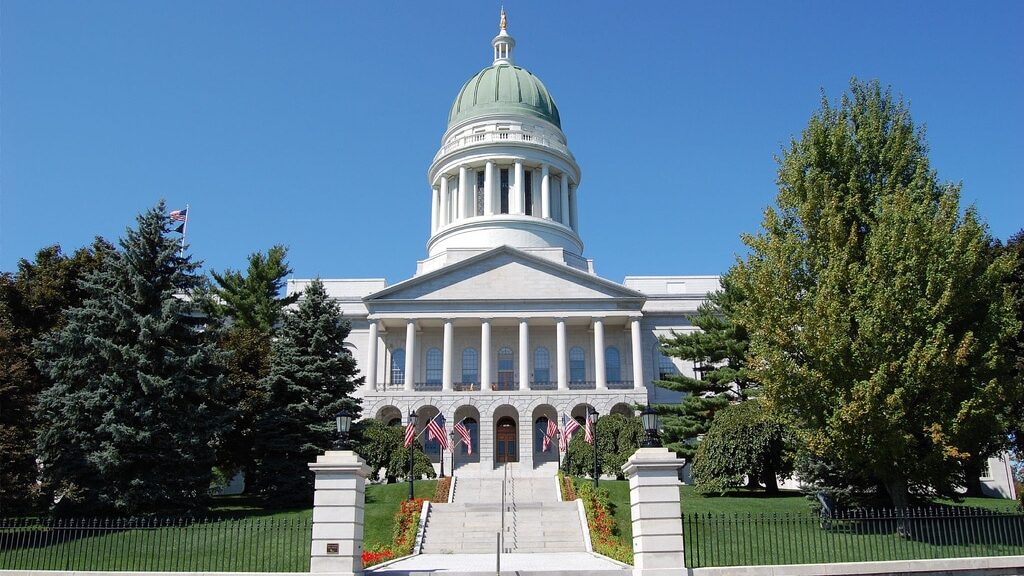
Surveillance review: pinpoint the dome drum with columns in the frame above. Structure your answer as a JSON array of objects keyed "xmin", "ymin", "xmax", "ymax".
[{"xmin": 288, "ymin": 11, "xmax": 719, "ymax": 477}]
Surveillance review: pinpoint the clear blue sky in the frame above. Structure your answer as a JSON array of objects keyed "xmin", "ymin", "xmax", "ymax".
[{"xmin": 2, "ymin": 1, "xmax": 1021, "ymax": 284}]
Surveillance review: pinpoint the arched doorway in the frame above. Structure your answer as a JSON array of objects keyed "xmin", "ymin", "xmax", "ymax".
[{"xmin": 495, "ymin": 416, "xmax": 518, "ymax": 463}]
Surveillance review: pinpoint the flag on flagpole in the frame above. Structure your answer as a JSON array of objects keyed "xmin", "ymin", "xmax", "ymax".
[
  {"xmin": 542, "ymin": 418, "xmax": 557, "ymax": 452},
  {"xmin": 584, "ymin": 414, "xmax": 594, "ymax": 444},
  {"xmin": 427, "ymin": 414, "xmax": 449, "ymax": 451},
  {"xmin": 403, "ymin": 420, "xmax": 416, "ymax": 448},
  {"xmin": 172, "ymin": 223, "xmax": 185, "ymax": 234},
  {"xmin": 561, "ymin": 413, "xmax": 580, "ymax": 452},
  {"xmin": 454, "ymin": 421, "xmax": 472, "ymax": 455},
  {"xmin": 169, "ymin": 208, "xmax": 188, "ymax": 222}
]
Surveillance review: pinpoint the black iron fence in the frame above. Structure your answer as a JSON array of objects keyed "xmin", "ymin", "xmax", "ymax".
[
  {"xmin": 683, "ymin": 506, "xmax": 1024, "ymax": 568},
  {"xmin": 0, "ymin": 516, "xmax": 312, "ymax": 572}
]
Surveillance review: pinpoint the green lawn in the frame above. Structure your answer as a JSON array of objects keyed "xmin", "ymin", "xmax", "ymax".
[
  {"xmin": 0, "ymin": 480, "xmax": 437, "ymax": 572},
  {"xmin": 586, "ymin": 480, "xmax": 1024, "ymax": 568}
]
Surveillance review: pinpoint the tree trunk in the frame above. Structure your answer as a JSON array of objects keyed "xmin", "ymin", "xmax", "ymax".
[
  {"xmin": 762, "ymin": 468, "xmax": 779, "ymax": 494},
  {"xmin": 884, "ymin": 477, "xmax": 910, "ymax": 508},
  {"xmin": 963, "ymin": 458, "xmax": 986, "ymax": 497},
  {"xmin": 745, "ymin": 475, "xmax": 761, "ymax": 490}
]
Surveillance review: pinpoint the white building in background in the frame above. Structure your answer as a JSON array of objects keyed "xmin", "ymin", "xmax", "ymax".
[
  {"xmin": 288, "ymin": 13, "xmax": 710, "ymax": 476},
  {"xmin": 287, "ymin": 13, "xmax": 1018, "ymax": 499}
]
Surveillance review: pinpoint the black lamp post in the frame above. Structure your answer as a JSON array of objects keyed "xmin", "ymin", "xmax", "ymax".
[
  {"xmin": 588, "ymin": 407, "xmax": 599, "ymax": 488},
  {"xmin": 450, "ymin": 430, "xmax": 457, "ymax": 474},
  {"xmin": 640, "ymin": 405, "xmax": 661, "ymax": 448},
  {"xmin": 334, "ymin": 408, "xmax": 354, "ymax": 450},
  {"xmin": 407, "ymin": 409, "xmax": 418, "ymax": 501}
]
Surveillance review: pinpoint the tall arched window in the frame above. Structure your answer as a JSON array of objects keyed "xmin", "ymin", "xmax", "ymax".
[
  {"xmin": 534, "ymin": 347, "xmax": 550, "ymax": 385},
  {"xmin": 391, "ymin": 348, "xmax": 405, "ymax": 385},
  {"xmin": 605, "ymin": 346, "xmax": 621, "ymax": 382},
  {"xmin": 426, "ymin": 348, "xmax": 442, "ymax": 384},
  {"xmin": 462, "ymin": 348, "xmax": 479, "ymax": 385},
  {"xmin": 569, "ymin": 346, "xmax": 586, "ymax": 382},
  {"xmin": 658, "ymin": 352, "xmax": 678, "ymax": 380},
  {"xmin": 497, "ymin": 346, "xmax": 514, "ymax": 390}
]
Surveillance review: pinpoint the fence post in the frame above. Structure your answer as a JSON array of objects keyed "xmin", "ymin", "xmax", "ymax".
[
  {"xmin": 622, "ymin": 447, "xmax": 685, "ymax": 576},
  {"xmin": 308, "ymin": 450, "xmax": 371, "ymax": 575}
]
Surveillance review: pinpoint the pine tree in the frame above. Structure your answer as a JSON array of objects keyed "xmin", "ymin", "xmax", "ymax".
[
  {"xmin": 250, "ymin": 279, "xmax": 362, "ymax": 504},
  {"xmin": 656, "ymin": 274, "xmax": 755, "ymax": 461},
  {"xmin": 35, "ymin": 202, "xmax": 226, "ymax": 515}
]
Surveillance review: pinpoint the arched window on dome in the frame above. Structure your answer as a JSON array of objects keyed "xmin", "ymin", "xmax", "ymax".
[
  {"xmin": 426, "ymin": 348, "xmax": 442, "ymax": 386},
  {"xmin": 462, "ymin": 348, "xmax": 479, "ymax": 387},
  {"xmin": 605, "ymin": 346, "xmax": 621, "ymax": 383},
  {"xmin": 534, "ymin": 347, "xmax": 550, "ymax": 385},
  {"xmin": 569, "ymin": 346, "xmax": 586, "ymax": 383},
  {"xmin": 391, "ymin": 349, "xmax": 405, "ymax": 385}
]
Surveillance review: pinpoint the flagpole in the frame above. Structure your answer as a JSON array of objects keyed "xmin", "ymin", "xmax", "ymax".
[{"xmin": 180, "ymin": 203, "xmax": 190, "ymax": 257}]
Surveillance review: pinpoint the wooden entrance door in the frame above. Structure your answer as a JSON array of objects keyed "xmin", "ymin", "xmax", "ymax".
[{"xmin": 495, "ymin": 417, "xmax": 518, "ymax": 463}]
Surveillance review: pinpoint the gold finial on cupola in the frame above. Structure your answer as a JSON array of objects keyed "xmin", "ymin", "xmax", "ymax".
[{"xmin": 500, "ymin": 7, "xmax": 507, "ymax": 31}]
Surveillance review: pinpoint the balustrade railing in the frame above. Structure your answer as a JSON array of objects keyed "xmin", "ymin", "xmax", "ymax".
[
  {"xmin": 530, "ymin": 381, "xmax": 557, "ymax": 391},
  {"xmin": 567, "ymin": 380, "xmax": 596, "ymax": 390},
  {"xmin": 413, "ymin": 382, "xmax": 442, "ymax": 392},
  {"xmin": 435, "ymin": 128, "xmax": 569, "ymax": 160},
  {"xmin": 606, "ymin": 380, "xmax": 634, "ymax": 389}
]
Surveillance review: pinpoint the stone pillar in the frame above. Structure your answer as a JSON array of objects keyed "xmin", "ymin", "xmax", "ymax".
[
  {"xmin": 560, "ymin": 175, "xmax": 570, "ymax": 226},
  {"xmin": 541, "ymin": 164, "xmax": 551, "ymax": 219},
  {"xmin": 404, "ymin": 319, "xmax": 416, "ymax": 392},
  {"xmin": 439, "ymin": 175, "xmax": 449, "ymax": 227},
  {"xmin": 430, "ymin": 187, "xmax": 439, "ymax": 234},
  {"xmin": 309, "ymin": 450, "xmax": 372, "ymax": 575},
  {"xmin": 484, "ymin": 161, "xmax": 494, "ymax": 215},
  {"xmin": 556, "ymin": 318, "xmax": 568, "ymax": 390},
  {"xmin": 569, "ymin": 183, "xmax": 578, "ymax": 232},
  {"xmin": 365, "ymin": 321, "xmax": 378, "ymax": 391},
  {"xmin": 458, "ymin": 165, "xmax": 469, "ymax": 219},
  {"xmin": 442, "ymin": 319, "xmax": 454, "ymax": 391},
  {"xmin": 481, "ymin": 319, "xmax": 492, "ymax": 391},
  {"xmin": 594, "ymin": 318, "xmax": 607, "ymax": 390},
  {"xmin": 631, "ymin": 318, "xmax": 644, "ymax": 390},
  {"xmin": 518, "ymin": 318, "xmax": 529, "ymax": 391},
  {"xmin": 514, "ymin": 160, "xmax": 525, "ymax": 215},
  {"xmin": 622, "ymin": 448, "xmax": 686, "ymax": 576}
]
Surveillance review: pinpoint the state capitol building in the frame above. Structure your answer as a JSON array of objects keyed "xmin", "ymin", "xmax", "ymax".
[{"xmin": 288, "ymin": 13, "xmax": 716, "ymax": 476}]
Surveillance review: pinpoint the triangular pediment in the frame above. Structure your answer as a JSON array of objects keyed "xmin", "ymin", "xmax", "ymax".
[{"xmin": 366, "ymin": 246, "xmax": 644, "ymax": 303}]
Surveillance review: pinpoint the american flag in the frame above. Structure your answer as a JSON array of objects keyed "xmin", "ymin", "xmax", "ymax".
[
  {"xmin": 454, "ymin": 420, "xmax": 472, "ymax": 455},
  {"xmin": 169, "ymin": 208, "xmax": 188, "ymax": 222},
  {"xmin": 427, "ymin": 414, "xmax": 449, "ymax": 451},
  {"xmin": 542, "ymin": 418, "xmax": 557, "ymax": 452},
  {"xmin": 403, "ymin": 420, "xmax": 416, "ymax": 448},
  {"xmin": 584, "ymin": 413, "xmax": 595, "ymax": 444},
  {"xmin": 560, "ymin": 413, "xmax": 580, "ymax": 452}
]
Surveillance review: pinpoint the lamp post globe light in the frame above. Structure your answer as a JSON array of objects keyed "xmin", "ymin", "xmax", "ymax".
[
  {"xmin": 334, "ymin": 408, "xmax": 354, "ymax": 450},
  {"xmin": 640, "ymin": 405, "xmax": 661, "ymax": 448},
  {"xmin": 588, "ymin": 407, "xmax": 599, "ymax": 488},
  {"xmin": 408, "ymin": 409, "xmax": 418, "ymax": 501}
]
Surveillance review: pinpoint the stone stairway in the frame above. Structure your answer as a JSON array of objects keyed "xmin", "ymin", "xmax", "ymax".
[{"xmin": 419, "ymin": 473, "xmax": 586, "ymax": 554}]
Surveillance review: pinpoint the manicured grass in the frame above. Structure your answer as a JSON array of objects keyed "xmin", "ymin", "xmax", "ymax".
[
  {"xmin": 582, "ymin": 479, "xmax": 1024, "ymax": 568},
  {"xmin": 363, "ymin": 480, "xmax": 437, "ymax": 549},
  {"xmin": 0, "ymin": 480, "xmax": 437, "ymax": 572}
]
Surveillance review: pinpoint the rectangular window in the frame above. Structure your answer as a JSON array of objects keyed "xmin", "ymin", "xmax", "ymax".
[
  {"xmin": 475, "ymin": 170, "xmax": 485, "ymax": 216},
  {"xmin": 524, "ymin": 170, "xmax": 533, "ymax": 215},
  {"xmin": 500, "ymin": 168, "xmax": 510, "ymax": 214},
  {"xmin": 551, "ymin": 176, "xmax": 562, "ymax": 222}
]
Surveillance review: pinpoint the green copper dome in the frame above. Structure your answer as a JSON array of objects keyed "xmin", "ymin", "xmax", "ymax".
[{"xmin": 448, "ymin": 64, "xmax": 561, "ymax": 129}]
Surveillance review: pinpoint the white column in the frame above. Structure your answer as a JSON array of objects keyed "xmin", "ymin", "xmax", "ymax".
[
  {"xmin": 560, "ymin": 174, "xmax": 570, "ymax": 226},
  {"xmin": 514, "ymin": 160, "xmax": 525, "ymax": 215},
  {"xmin": 439, "ymin": 175, "xmax": 449, "ymax": 227},
  {"xmin": 309, "ymin": 451, "xmax": 371, "ymax": 575},
  {"xmin": 365, "ymin": 321, "xmax": 379, "ymax": 391},
  {"xmin": 569, "ymin": 183, "xmax": 579, "ymax": 232},
  {"xmin": 481, "ymin": 319, "xmax": 492, "ymax": 391},
  {"xmin": 484, "ymin": 161, "xmax": 494, "ymax": 215},
  {"xmin": 556, "ymin": 318, "xmax": 567, "ymax": 390},
  {"xmin": 622, "ymin": 448, "xmax": 686, "ymax": 576},
  {"xmin": 632, "ymin": 318, "xmax": 644, "ymax": 390},
  {"xmin": 404, "ymin": 319, "xmax": 416, "ymax": 392},
  {"xmin": 530, "ymin": 169, "xmax": 539, "ymax": 217},
  {"xmin": 594, "ymin": 318, "xmax": 607, "ymax": 390},
  {"xmin": 442, "ymin": 319, "xmax": 453, "ymax": 391},
  {"xmin": 518, "ymin": 318, "xmax": 529, "ymax": 391},
  {"xmin": 541, "ymin": 164, "xmax": 551, "ymax": 219},
  {"xmin": 458, "ymin": 165, "xmax": 469, "ymax": 219},
  {"xmin": 430, "ymin": 187, "xmax": 439, "ymax": 234}
]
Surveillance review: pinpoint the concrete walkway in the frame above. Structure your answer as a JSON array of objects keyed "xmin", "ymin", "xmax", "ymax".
[{"xmin": 367, "ymin": 551, "xmax": 630, "ymax": 576}]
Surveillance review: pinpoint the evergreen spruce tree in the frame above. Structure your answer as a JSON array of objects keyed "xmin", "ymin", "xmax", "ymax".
[
  {"xmin": 35, "ymin": 202, "xmax": 225, "ymax": 515},
  {"xmin": 656, "ymin": 274, "xmax": 756, "ymax": 461},
  {"xmin": 251, "ymin": 279, "xmax": 362, "ymax": 504}
]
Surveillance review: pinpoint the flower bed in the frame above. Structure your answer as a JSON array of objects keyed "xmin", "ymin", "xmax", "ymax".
[
  {"xmin": 434, "ymin": 477, "xmax": 451, "ymax": 503},
  {"xmin": 575, "ymin": 481, "xmax": 633, "ymax": 565},
  {"xmin": 559, "ymin": 471, "xmax": 577, "ymax": 501},
  {"xmin": 362, "ymin": 497, "xmax": 427, "ymax": 568}
]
